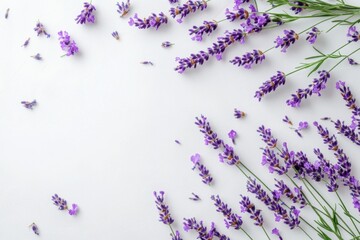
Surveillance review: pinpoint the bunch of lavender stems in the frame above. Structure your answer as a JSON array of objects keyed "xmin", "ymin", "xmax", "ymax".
[{"xmin": 195, "ymin": 116, "xmax": 360, "ymax": 240}]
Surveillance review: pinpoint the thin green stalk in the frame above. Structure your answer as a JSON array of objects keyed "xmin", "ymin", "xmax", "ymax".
[
  {"xmin": 300, "ymin": 226, "xmax": 315, "ymax": 240},
  {"xmin": 328, "ymin": 47, "xmax": 360, "ymax": 72},
  {"xmin": 336, "ymin": 192, "xmax": 360, "ymax": 235},
  {"xmin": 262, "ymin": 226, "xmax": 271, "ymax": 240},
  {"xmin": 241, "ymin": 227, "xmax": 254, "ymax": 240},
  {"xmin": 169, "ymin": 224, "xmax": 176, "ymax": 237}
]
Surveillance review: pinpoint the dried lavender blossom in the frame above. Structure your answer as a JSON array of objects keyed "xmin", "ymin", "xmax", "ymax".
[
  {"xmin": 225, "ymin": 8, "xmax": 249, "ymax": 22},
  {"xmin": 175, "ymin": 139, "xmax": 181, "ymax": 144},
  {"xmin": 22, "ymin": 38, "xmax": 30, "ymax": 47},
  {"xmin": 29, "ymin": 223, "xmax": 39, "ymax": 235},
  {"xmin": 306, "ymin": 27, "xmax": 320, "ymax": 44},
  {"xmin": 189, "ymin": 192, "xmax": 200, "ymax": 201},
  {"xmin": 112, "ymin": 31, "xmax": 120, "ymax": 40},
  {"xmin": 348, "ymin": 58, "xmax": 358, "ymax": 65},
  {"xmin": 31, "ymin": 53, "xmax": 42, "ymax": 60},
  {"xmin": 290, "ymin": 1, "xmax": 308, "ymax": 14},
  {"xmin": 75, "ymin": 2, "xmax": 96, "ymax": 24},
  {"xmin": 154, "ymin": 191, "xmax": 174, "ymax": 224},
  {"xmin": 21, "ymin": 100, "xmax": 37, "ymax": 110},
  {"xmin": 189, "ymin": 20, "xmax": 217, "ymax": 41},
  {"xmin": 239, "ymin": 195, "xmax": 264, "ymax": 226},
  {"xmin": 195, "ymin": 115, "xmax": 223, "ymax": 149},
  {"xmin": 283, "ymin": 116, "xmax": 293, "ymax": 125},
  {"xmin": 129, "ymin": 12, "xmax": 168, "ymax": 30},
  {"xmin": 211, "ymin": 195, "xmax": 243, "ymax": 229},
  {"xmin": 275, "ymin": 30, "xmax": 299, "ymax": 53},
  {"xmin": 190, "ymin": 153, "xmax": 213, "ymax": 185},
  {"xmin": 52, "ymin": 194, "xmax": 68, "ymax": 210},
  {"xmin": 140, "ymin": 61, "xmax": 154, "ymax": 65},
  {"xmin": 169, "ymin": 0, "xmax": 208, "ymax": 23},
  {"xmin": 58, "ymin": 31, "xmax": 78, "ymax": 56},
  {"xmin": 34, "ymin": 21, "xmax": 50, "ymax": 38},
  {"xmin": 116, "ymin": 0, "xmax": 130, "ymax": 17},
  {"xmin": 286, "ymin": 70, "xmax": 330, "ymax": 107},
  {"xmin": 347, "ymin": 26, "xmax": 359, "ymax": 43},
  {"xmin": 234, "ymin": 108, "xmax": 246, "ymax": 119},
  {"xmin": 162, "ymin": 41, "xmax": 174, "ymax": 48},
  {"xmin": 255, "ymin": 71, "xmax": 286, "ymax": 101},
  {"xmin": 5, "ymin": 8, "xmax": 9, "ymax": 19},
  {"xmin": 230, "ymin": 50, "xmax": 265, "ymax": 69}
]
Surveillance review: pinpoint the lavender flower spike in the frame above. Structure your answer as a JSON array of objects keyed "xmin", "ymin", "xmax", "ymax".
[
  {"xmin": 239, "ymin": 195, "xmax": 264, "ymax": 226},
  {"xmin": 34, "ymin": 21, "xmax": 50, "ymax": 38},
  {"xmin": 21, "ymin": 100, "xmax": 37, "ymax": 110},
  {"xmin": 230, "ymin": 50, "xmax": 265, "ymax": 69},
  {"xmin": 58, "ymin": 31, "xmax": 79, "ymax": 56},
  {"xmin": 225, "ymin": 8, "xmax": 249, "ymax": 22},
  {"xmin": 347, "ymin": 26, "xmax": 359, "ymax": 42},
  {"xmin": 195, "ymin": 115, "xmax": 223, "ymax": 149},
  {"xmin": 52, "ymin": 194, "xmax": 68, "ymax": 210},
  {"xmin": 189, "ymin": 20, "xmax": 217, "ymax": 41},
  {"xmin": 175, "ymin": 51, "xmax": 209, "ymax": 73},
  {"xmin": 286, "ymin": 70, "xmax": 330, "ymax": 107},
  {"xmin": 306, "ymin": 27, "xmax": 320, "ymax": 44},
  {"xmin": 154, "ymin": 191, "xmax": 174, "ymax": 225},
  {"xmin": 275, "ymin": 30, "xmax": 299, "ymax": 53},
  {"xmin": 219, "ymin": 144, "xmax": 240, "ymax": 165},
  {"xmin": 211, "ymin": 195, "xmax": 243, "ymax": 229},
  {"xmin": 171, "ymin": 231, "xmax": 183, "ymax": 240},
  {"xmin": 234, "ymin": 108, "xmax": 246, "ymax": 118},
  {"xmin": 129, "ymin": 12, "xmax": 168, "ymax": 30},
  {"xmin": 169, "ymin": 0, "xmax": 208, "ymax": 23},
  {"xmin": 75, "ymin": 2, "xmax": 96, "ymax": 24},
  {"xmin": 116, "ymin": 0, "xmax": 130, "ymax": 17},
  {"xmin": 255, "ymin": 71, "xmax": 286, "ymax": 101},
  {"xmin": 190, "ymin": 153, "xmax": 213, "ymax": 185},
  {"xmin": 257, "ymin": 125, "xmax": 277, "ymax": 148}
]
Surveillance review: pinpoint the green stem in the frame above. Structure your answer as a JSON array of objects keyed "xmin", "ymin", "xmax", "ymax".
[
  {"xmin": 299, "ymin": 226, "xmax": 315, "ymax": 240},
  {"xmin": 262, "ymin": 226, "xmax": 271, "ymax": 240},
  {"xmin": 169, "ymin": 224, "xmax": 176, "ymax": 237},
  {"xmin": 298, "ymin": 16, "xmax": 339, "ymax": 35},
  {"xmin": 241, "ymin": 227, "xmax": 254, "ymax": 240},
  {"xmin": 336, "ymin": 192, "xmax": 360, "ymax": 235},
  {"xmin": 328, "ymin": 47, "xmax": 360, "ymax": 72}
]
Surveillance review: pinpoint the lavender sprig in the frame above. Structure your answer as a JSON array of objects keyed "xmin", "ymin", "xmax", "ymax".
[
  {"xmin": 52, "ymin": 194, "xmax": 68, "ymax": 210},
  {"xmin": 170, "ymin": 0, "xmax": 208, "ymax": 23},
  {"xmin": 234, "ymin": 108, "xmax": 246, "ymax": 119},
  {"xmin": 189, "ymin": 20, "xmax": 217, "ymax": 41},
  {"xmin": 239, "ymin": 195, "xmax": 264, "ymax": 226},
  {"xmin": 306, "ymin": 27, "xmax": 320, "ymax": 44},
  {"xmin": 195, "ymin": 115, "xmax": 223, "ymax": 149},
  {"xmin": 154, "ymin": 191, "xmax": 174, "ymax": 225},
  {"xmin": 129, "ymin": 12, "xmax": 168, "ymax": 30},
  {"xmin": 34, "ymin": 21, "xmax": 50, "ymax": 38},
  {"xmin": 211, "ymin": 195, "xmax": 243, "ymax": 230},
  {"xmin": 75, "ymin": 2, "xmax": 96, "ymax": 24},
  {"xmin": 183, "ymin": 218, "xmax": 230, "ymax": 240},
  {"xmin": 275, "ymin": 30, "xmax": 299, "ymax": 53},
  {"xmin": 230, "ymin": 50, "xmax": 265, "ymax": 69},
  {"xmin": 116, "ymin": 0, "xmax": 130, "ymax": 17},
  {"xmin": 190, "ymin": 153, "xmax": 213, "ymax": 185},
  {"xmin": 58, "ymin": 31, "xmax": 78, "ymax": 56},
  {"xmin": 254, "ymin": 71, "xmax": 286, "ymax": 101}
]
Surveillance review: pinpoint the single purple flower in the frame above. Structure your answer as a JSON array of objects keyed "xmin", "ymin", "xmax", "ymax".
[
  {"xmin": 230, "ymin": 49, "xmax": 265, "ymax": 69},
  {"xmin": 298, "ymin": 121, "xmax": 308, "ymax": 130},
  {"xmin": 286, "ymin": 70, "xmax": 330, "ymax": 107},
  {"xmin": 31, "ymin": 53, "xmax": 42, "ymax": 60},
  {"xmin": 34, "ymin": 21, "xmax": 50, "ymax": 38},
  {"xmin": 29, "ymin": 223, "xmax": 39, "ymax": 235},
  {"xmin": 162, "ymin": 41, "xmax": 174, "ymax": 48},
  {"xmin": 129, "ymin": 12, "xmax": 167, "ymax": 30},
  {"xmin": 211, "ymin": 195, "xmax": 243, "ymax": 230},
  {"xmin": 22, "ymin": 38, "xmax": 30, "ymax": 47},
  {"xmin": 169, "ymin": 0, "xmax": 208, "ymax": 23},
  {"xmin": 225, "ymin": 8, "xmax": 249, "ymax": 22},
  {"xmin": 290, "ymin": 1, "xmax": 308, "ymax": 14},
  {"xmin": 234, "ymin": 108, "xmax": 246, "ymax": 118},
  {"xmin": 228, "ymin": 130, "xmax": 237, "ymax": 144},
  {"xmin": 189, "ymin": 20, "xmax": 217, "ymax": 41},
  {"xmin": 275, "ymin": 30, "xmax": 299, "ymax": 52},
  {"xmin": 272, "ymin": 228, "xmax": 283, "ymax": 240},
  {"xmin": 195, "ymin": 115, "xmax": 223, "ymax": 149},
  {"xmin": 189, "ymin": 192, "xmax": 201, "ymax": 201},
  {"xmin": 183, "ymin": 218, "xmax": 230, "ymax": 240},
  {"xmin": 283, "ymin": 116, "xmax": 293, "ymax": 125},
  {"xmin": 348, "ymin": 58, "xmax": 358, "ymax": 65},
  {"xmin": 306, "ymin": 27, "xmax": 320, "ymax": 44},
  {"xmin": 52, "ymin": 194, "xmax": 68, "ymax": 210},
  {"xmin": 255, "ymin": 71, "xmax": 286, "ymax": 101},
  {"xmin": 116, "ymin": 0, "xmax": 131, "ymax": 17},
  {"xmin": 58, "ymin": 31, "xmax": 79, "ymax": 56},
  {"xmin": 68, "ymin": 204, "xmax": 79, "ymax": 215},
  {"xmin": 190, "ymin": 153, "xmax": 213, "ymax": 185},
  {"xmin": 154, "ymin": 191, "xmax": 174, "ymax": 225},
  {"xmin": 239, "ymin": 195, "xmax": 264, "ymax": 226},
  {"xmin": 347, "ymin": 26, "xmax": 359, "ymax": 42},
  {"xmin": 21, "ymin": 100, "xmax": 37, "ymax": 110},
  {"xmin": 75, "ymin": 2, "xmax": 96, "ymax": 24},
  {"xmin": 5, "ymin": 8, "xmax": 9, "ymax": 19},
  {"xmin": 112, "ymin": 31, "xmax": 120, "ymax": 40}
]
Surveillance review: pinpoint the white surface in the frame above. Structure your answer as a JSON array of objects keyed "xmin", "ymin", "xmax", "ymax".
[{"xmin": 0, "ymin": 0, "xmax": 359, "ymax": 239}]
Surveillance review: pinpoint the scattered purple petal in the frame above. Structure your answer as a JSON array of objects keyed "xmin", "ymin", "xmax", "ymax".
[
  {"xmin": 175, "ymin": 139, "xmax": 181, "ymax": 144},
  {"xmin": 51, "ymin": 194, "xmax": 68, "ymax": 210},
  {"xmin": 228, "ymin": 130, "xmax": 237, "ymax": 144},
  {"xmin": 348, "ymin": 58, "xmax": 358, "ymax": 65},
  {"xmin": 112, "ymin": 31, "xmax": 120, "ymax": 40},
  {"xmin": 272, "ymin": 228, "xmax": 283, "ymax": 240},
  {"xmin": 68, "ymin": 203, "xmax": 79, "ymax": 215},
  {"xmin": 116, "ymin": 0, "xmax": 131, "ymax": 17},
  {"xmin": 29, "ymin": 223, "xmax": 39, "ymax": 235},
  {"xmin": 189, "ymin": 193, "xmax": 201, "ymax": 201},
  {"xmin": 22, "ymin": 38, "xmax": 30, "ymax": 47},
  {"xmin": 34, "ymin": 21, "xmax": 50, "ymax": 38},
  {"xmin": 140, "ymin": 61, "xmax": 154, "ymax": 65},
  {"xmin": 298, "ymin": 121, "xmax": 309, "ymax": 131},
  {"xmin": 21, "ymin": 100, "xmax": 37, "ymax": 110},
  {"xmin": 5, "ymin": 8, "xmax": 9, "ymax": 19},
  {"xmin": 31, "ymin": 53, "xmax": 42, "ymax": 60},
  {"xmin": 275, "ymin": 30, "xmax": 299, "ymax": 53},
  {"xmin": 162, "ymin": 41, "xmax": 174, "ymax": 48},
  {"xmin": 75, "ymin": 2, "xmax": 96, "ymax": 24}
]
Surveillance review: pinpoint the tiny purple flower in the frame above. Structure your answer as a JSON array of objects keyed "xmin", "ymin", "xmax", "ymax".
[
  {"xmin": 255, "ymin": 71, "xmax": 286, "ymax": 101},
  {"xmin": 58, "ymin": 31, "xmax": 79, "ymax": 56},
  {"xmin": 75, "ymin": 2, "xmax": 96, "ymax": 24},
  {"xmin": 34, "ymin": 21, "xmax": 50, "ymax": 38},
  {"xmin": 298, "ymin": 121, "xmax": 308, "ymax": 130},
  {"xmin": 234, "ymin": 108, "xmax": 246, "ymax": 119},
  {"xmin": 189, "ymin": 192, "xmax": 201, "ymax": 201},
  {"xmin": 112, "ymin": 31, "xmax": 120, "ymax": 40},
  {"xmin": 290, "ymin": 1, "xmax": 308, "ymax": 14},
  {"xmin": 21, "ymin": 100, "xmax": 37, "ymax": 110},
  {"xmin": 116, "ymin": 0, "xmax": 131, "ymax": 17},
  {"xmin": 228, "ymin": 130, "xmax": 237, "ymax": 144},
  {"xmin": 68, "ymin": 204, "xmax": 79, "ymax": 215},
  {"xmin": 347, "ymin": 26, "xmax": 359, "ymax": 42},
  {"xmin": 283, "ymin": 116, "xmax": 293, "ymax": 125},
  {"xmin": 306, "ymin": 27, "xmax": 320, "ymax": 44},
  {"xmin": 31, "ymin": 53, "xmax": 42, "ymax": 60},
  {"xmin": 275, "ymin": 30, "xmax": 299, "ymax": 52},
  {"xmin": 348, "ymin": 58, "xmax": 358, "ymax": 65},
  {"xmin": 29, "ymin": 223, "xmax": 39, "ymax": 235},
  {"xmin": 22, "ymin": 38, "xmax": 30, "ymax": 47},
  {"xmin": 162, "ymin": 41, "xmax": 174, "ymax": 48},
  {"xmin": 230, "ymin": 50, "xmax": 265, "ymax": 69},
  {"xmin": 52, "ymin": 194, "xmax": 68, "ymax": 210}
]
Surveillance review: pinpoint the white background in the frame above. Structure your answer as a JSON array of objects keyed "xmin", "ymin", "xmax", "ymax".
[{"xmin": 0, "ymin": 0, "xmax": 359, "ymax": 239}]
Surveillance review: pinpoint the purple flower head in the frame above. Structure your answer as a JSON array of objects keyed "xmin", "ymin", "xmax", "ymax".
[
  {"xmin": 22, "ymin": 38, "xmax": 30, "ymax": 47},
  {"xmin": 34, "ymin": 21, "xmax": 50, "ymax": 38},
  {"xmin": 290, "ymin": 1, "xmax": 308, "ymax": 14},
  {"xmin": 75, "ymin": 2, "xmax": 96, "ymax": 24},
  {"xmin": 241, "ymin": 7, "xmax": 270, "ymax": 34},
  {"xmin": 190, "ymin": 154, "xmax": 213, "ymax": 185},
  {"xmin": 208, "ymin": 29, "xmax": 245, "ymax": 60},
  {"xmin": 261, "ymin": 148, "xmax": 287, "ymax": 175},
  {"xmin": 129, "ymin": 12, "xmax": 168, "ymax": 30},
  {"xmin": 172, "ymin": 231, "xmax": 183, "ymax": 240},
  {"xmin": 183, "ymin": 218, "xmax": 229, "ymax": 240},
  {"xmin": 234, "ymin": 108, "xmax": 246, "ymax": 118},
  {"xmin": 225, "ymin": 8, "xmax": 249, "ymax": 22},
  {"xmin": 52, "ymin": 194, "xmax": 68, "ymax": 210},
  {"xmin": 275, "ymin": 30, "xmax": 299, "ymax": 52},
  {"xmin": 234, "ymin": 0, "xmax": 250, "ymax": 9},
  {"xmin": 257, "ymin": 125, "xmax": 278, "ymax": 148},
  {"xmin": 211, "ymin": 195, "xmax": 243, "ymax": 229},
  {"xmin": 30, "ymin": 223, "xmax": 39, "ymax": 235},
  {"xmin": 189, "ymin": 20, "xmax": 217, "ymax": 41},
  {"xmin": 112, "ymin": 31, "xmax": 120, "ymax": 40},
  {"xmin": 195, "ymin": 115, "xmax": 223, "ymax": 149},
  {"xmin": 239, "ymin": 195, "xmax": 264, "ymax": 226},
  {"xmin": 58, "ymin": 31, "xmax": 78, "ymax": 56},
  {"xmin": 219, "ymin": 144, "xmax": 240, "ymax": 165},
  {"xmin": 169, "ymin": 0, "xmax": 179, "ymax": 3},
  {"xmin": 298, "ymin": 121, "xmax": 308, "ymax": 130},
  {"xmin": 275, "ymin": 179, "xmax": 306, "ymax": 208},
  {"xmin": 306, "ymin": 27, "xmax": 320, "ymax": 44},
  {"xmin": 228, "ymin": 130, "xmax": 237, "ymax": 144},
  {"xmin": 31, "ymin": 53, "xmax": 42, "ymax": 60},
  {"xmin": 169, "ymin": 0, "xmax": 208, "ymax": 23},
  {"xmin": 21, "ymin": 100, "xmax": 37, "ymax": 110},
  {"xmin": 272, "ymin": 228, "xmax": 283, "ymax": 240},
  {"xmin": 255, "ymin": 71, "xmax": 286, "ymax": 101},
  {"xmin": 347, "ymin": 26, "xmax": 359, "ymax": 42},
  {"xmin": 154, "ymin": 191, "xmax": 174, "ymax": 225},
  {"xmin": 162, "ymin": 41, "xmax": 174, "ymax": 48},
  {"xmin": 175, "ymin": 51, "xmax": 209, "ymax": 73},
  {"xmin": 68, "ymin": 203, "xmax": 79, "ymax": 215},
  {"xmin": 286, "ymin": 70, "xmax": 330, "ymax": 107},
  {"xmin": 116, "ymin": 0, "xmax": 131, "ymax": 17},
  {"xmin": 348, "ymin": 58, "xmax": 358, "ymax": 65},
  {"xmin": 230, "ymin": 49, "xmax": 265, "ymax": 69}
]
